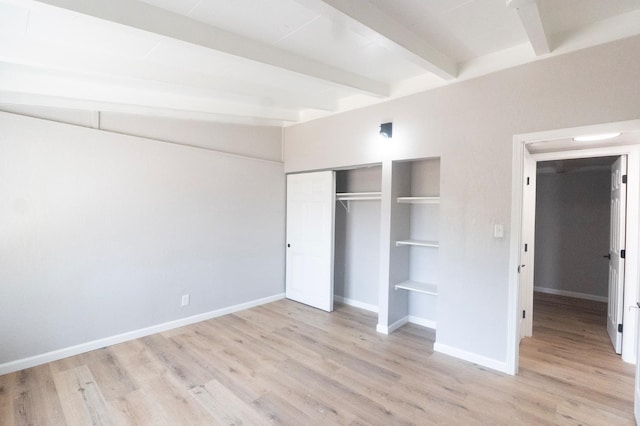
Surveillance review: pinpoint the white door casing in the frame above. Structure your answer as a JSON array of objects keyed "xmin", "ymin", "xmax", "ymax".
[
  {"xmin": 285, "ymin": 171, "xmax": 335, "ymax": 312},
  {"xmin": 519, "ymin": 148, "xmax": 536, "ymax": 340},
  {"xmin": 607, "ymin": 155, "xmax": 627, "ymax": 354}
]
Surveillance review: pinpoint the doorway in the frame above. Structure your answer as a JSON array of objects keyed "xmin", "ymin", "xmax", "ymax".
[
  {"xmin": 532, "ymin": 156, "xmax": 619, "ymax": 353},
  {"xmin": 507, "ymin": 119, "xmax": 640, "ymax": 375}
]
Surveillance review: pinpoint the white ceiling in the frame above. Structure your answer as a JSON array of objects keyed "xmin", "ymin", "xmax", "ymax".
[{"xmin": 1, "ymin": 0, "xmax": 639, "ymax": 126}]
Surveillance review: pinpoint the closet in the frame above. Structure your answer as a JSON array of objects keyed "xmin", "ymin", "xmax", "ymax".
[
  {"xmin": 285, "ymin": 158, "xmax": 440, "ymax": 333},
  {"xmin": 334, "ymin": 165, "xmax": 382, "ymax": 314}
]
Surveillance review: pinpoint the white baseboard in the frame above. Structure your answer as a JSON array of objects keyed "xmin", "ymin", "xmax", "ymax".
[
  {"xmin": 534, "ymin": 286, "xmax": 608, "ymax": 303},
  {"xmin": 376, "ymin": 316, "xmax": 408, "ymax": 335},
  {"xmin": 408, "ymin": 316, "xmax": 436, "ymax": 329},
  {"xmin": 334, "ymin": 295, "xmax": 378, "ymax": 313},
  {"xmin": 433, "ymin": 342, "xmax": 508, "ymax": 374},
  {"xmin": 0, "ymin": 293, "xmax": 285, "ymax": 376}
]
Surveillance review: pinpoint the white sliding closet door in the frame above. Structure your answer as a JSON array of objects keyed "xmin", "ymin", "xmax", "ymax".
[{"xmin": 286, "ymin": 171, "xmax": 335, "ymax": 312}]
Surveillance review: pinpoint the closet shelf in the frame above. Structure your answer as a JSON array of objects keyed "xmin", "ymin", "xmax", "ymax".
[
  {"xmin": 395, "ymin": 239, "xmax": 439, "ymax": 248},
  {"xmin": 336, "ymin": 192, "xmax": 381, "ymax": 201},
  {"xmin": 395, "ymin": 280, "xmax": 438, "ymax": 296},
  {"xmin": 397, "ymin": 196, "xmax": 440, "ymax": 204}
]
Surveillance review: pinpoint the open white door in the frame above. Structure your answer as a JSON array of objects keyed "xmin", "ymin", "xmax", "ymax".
[
  {"xmin": 519, "ymin": 148, "xmax": 536, "ymax": 340},
  {"xmin": 285, "ymin": 171, "xmax": 335, "ymax": 312},
  {"xmin": 635, "ymin": 298, "xmax": 640, "ymax": 421},
  {"xmin": 607, "ymin": 155, "xmax": 627, "ymax": 353}
]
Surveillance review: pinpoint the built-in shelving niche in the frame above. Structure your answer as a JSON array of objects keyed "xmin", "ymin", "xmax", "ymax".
[{"xmin": 390, "ymin": 158, "xmax": 440, "ymax": 329}]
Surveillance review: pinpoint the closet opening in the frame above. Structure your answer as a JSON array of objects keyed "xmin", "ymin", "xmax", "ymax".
[{"xmin": 334, "ymin": 165, "xmax": 382, "ymax": 316}]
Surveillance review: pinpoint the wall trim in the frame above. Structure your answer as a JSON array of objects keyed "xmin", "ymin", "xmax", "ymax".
[
  {"xmin": 408, "ymin": 316, "xmax": 436, "ymax": 329},
  {"xmin": 376, "ymin": 316, "xmax": 408, "ymax": 335},
  {"xmin": 334, "ymin": 295, "xmax": 378, "ymax": 313},
  {"xmin": 434, "ymin": 342, "xmax": 509, "ymax": 374},
  {"xmin": 0, "ymin": 293, "xmax": 285, "ymax": 376},
  {"xmin": 0, "ymin": 111, "xmax": 284, "ymax": 165},
  {"xmin": 534, "ymin": 286, "xmax": 608, "ymax": 303}
]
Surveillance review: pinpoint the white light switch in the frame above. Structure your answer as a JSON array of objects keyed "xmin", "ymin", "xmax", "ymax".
[
  {"xmin": 494, "ymin": 224, "xmax": 504, "ymax": 238},
  {"xmin": 181, "ymin": 294, "xmax": 190, "ymax": 306}
]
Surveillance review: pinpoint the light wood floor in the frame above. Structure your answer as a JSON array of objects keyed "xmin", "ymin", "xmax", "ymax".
[{"xmin": 0, "ymin": 293, "xmax": 635, "ymax": 425}]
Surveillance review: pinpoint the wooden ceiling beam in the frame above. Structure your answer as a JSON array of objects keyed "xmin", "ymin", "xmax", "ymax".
[
  {"xmin": 31, "ymin": 0, "xmax": 390, "ymax": 97},
  {"xmin": 507, "ymin": 0, "xmax": 551, "ymax": 55},
  {"xmin": 294, "ymin": 0, "xmax": 457, "ymax": 80}
]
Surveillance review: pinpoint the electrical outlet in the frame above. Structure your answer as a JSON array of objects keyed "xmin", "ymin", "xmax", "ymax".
[
  {"xmin": 494, "ymin": 224, "xmax": 504, "ymax": 238},
  {"xmin": 181, "ymin": 294, "xmax": 190, "ymax": 307}
]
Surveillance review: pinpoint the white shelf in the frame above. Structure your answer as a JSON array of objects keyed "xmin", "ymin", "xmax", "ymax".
[
  {"xmin": 397, "ymin": 196, "xmax": 440, "ymax": 204},
  {"xmin": 395, "ymin": 280, "xmax": 438, "ymax": 296},
  {"xmin": 395, "ymin": 239, "xmax": 439, "ymax": 248},
  {"xmin": 336, "ymin": 192, "xmax": 381, "ymax": 201}
]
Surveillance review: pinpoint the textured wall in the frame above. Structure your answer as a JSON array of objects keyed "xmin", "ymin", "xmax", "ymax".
[
  {"xmin": 0, "ymin": 112, "xmax": 285, "ymax": 365},
  {"xmin": 284, "ymin": 36, "xmax": 640, "ymax": 364},
  {"xmin": 535, "ymin": 169, "xmax": 610, "ymax": 298}
]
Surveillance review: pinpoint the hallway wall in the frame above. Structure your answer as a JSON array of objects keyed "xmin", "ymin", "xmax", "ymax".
[{"xmin": 534, "ymin": 167, "xmax": 611, "ymax": 300}]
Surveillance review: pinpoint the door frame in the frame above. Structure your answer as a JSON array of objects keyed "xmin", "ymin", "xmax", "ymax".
[{"xmin": 507, "ymin": 119, "xmax": 640, "ymax": 375}]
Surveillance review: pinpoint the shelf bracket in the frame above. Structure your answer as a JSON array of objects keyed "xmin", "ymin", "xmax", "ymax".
[{"xmin": 338, "ymin": 199, "xmax": 350, "ymax": 212}]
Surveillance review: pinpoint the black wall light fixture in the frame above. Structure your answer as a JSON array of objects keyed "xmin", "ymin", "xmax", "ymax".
[{"xmin": 379, "ymin": 122, "xmax": 393, "ymax": 138}]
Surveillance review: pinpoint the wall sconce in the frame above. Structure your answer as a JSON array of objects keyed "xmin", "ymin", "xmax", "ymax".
[{"xmin": 379, "ymin": 122, "xmax": 393, "ymax": 139}]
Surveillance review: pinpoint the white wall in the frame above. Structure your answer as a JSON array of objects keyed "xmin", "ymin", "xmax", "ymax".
[
  {"xmin": 0, "ymin": 111, "xmax": 285, "ymax": 367},
  {"xmin": 534, "ymin": 168, "xmax": 610, "ymax": 299},
  {"xmin": 284, "ymin": 35, "xmax": 640, "ymax": 366},
  {"xmin": 0, "ymin": 104, "xmax": 283, "ymax": 162}
]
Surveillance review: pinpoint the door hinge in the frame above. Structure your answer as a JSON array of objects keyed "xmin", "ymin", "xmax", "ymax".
[
  {"xmin": 526, "ymin": 177, "xmax": 530, "ymax": 185},
  {"xmin": 522, "ymin": 310, "xmax": 526, "ymax": 319},
  {"xmin": 622, "ymin": 174, "xmax": 627, "ymax": 184},
  {"xmin": 524, "ymin": 243, "xmax": 528, "ymax": 252},
  {"xmin": 618, "ymin": 323, "xmax": 623, "ymax": 333},
  {"xmin": 621, "ymin": 249, "xmax": 626, "ymax": 259}
]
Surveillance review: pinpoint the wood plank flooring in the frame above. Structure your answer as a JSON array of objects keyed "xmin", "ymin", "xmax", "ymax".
[{"xmin": 0, "ymin": 293, "xmax": 635, "ymax": 425}]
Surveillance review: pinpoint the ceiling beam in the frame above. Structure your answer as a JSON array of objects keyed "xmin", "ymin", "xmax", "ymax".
[
  {"xmin": 0, "ymin": 62, "xmax": 301, "ymax": 122},
  {"xmin": 507, "ymin": 0, "xmax": 550, "ymax": 55},
  {"xmin": 1, "ymin": 40, "xmax": 339, "ymax": 112},
  {"xmin": 30, "ymin": 0, "xmax": 390, "ymax": 97},
  {"xmin": 292, "ymin": 0, "xmax": 457, "ymax": 80},
  {"xmin": 0, "ymin": 91, "xmax": 291, "ymax": 126}
]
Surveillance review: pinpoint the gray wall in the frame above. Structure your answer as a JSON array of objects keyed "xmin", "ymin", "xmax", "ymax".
[
  {"xmin": 408, "ymin": 159, "xmax": 440, "ymax": 324},
  {"xmin": 284, "ymin": 35, "xmax": 640, "ymax": 364},
  {"xmin": 334, "ymin": 202, "xmax": 381, "ymax": 307},
  {"xmin": 334, "ymin": 167, "xmax": 381, "ymax": 308},
  {"xmin": 534, "ymin": 168, "xmax": 611, "ymax": 298},
  {"xmin": 0, "ymin": 111, "xmax": 285, "ymax": 365}
]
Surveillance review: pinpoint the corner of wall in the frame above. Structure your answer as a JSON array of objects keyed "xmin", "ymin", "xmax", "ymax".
[{"xmin": 433, "ymin": 341, "xmax": 510, "ymax": 374}]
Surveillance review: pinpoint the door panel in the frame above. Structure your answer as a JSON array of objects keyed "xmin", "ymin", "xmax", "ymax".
[
  {"xmin": 607, "ymin": 156, "xmax": 626, "ymax": 353},
  {"xmin": 285, "ymin": 171, "xmax": 335, "ymax": 312},
  {"xmin": 519, "ymin": 148, "xmax": 536, "ymax": 340},
  {"xmin": 636, "ymin": 299, "xmax": 640, "ymax": 421}
]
